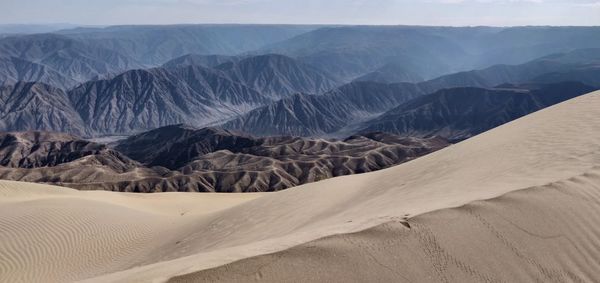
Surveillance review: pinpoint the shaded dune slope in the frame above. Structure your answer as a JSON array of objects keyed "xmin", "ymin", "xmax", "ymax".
[{"xmin": 1, "ymin": 90, "xmax": 600, "ymax": 282}]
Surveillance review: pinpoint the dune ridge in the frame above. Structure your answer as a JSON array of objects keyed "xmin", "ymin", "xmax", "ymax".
[
  {"xmin": 1, "ymin": 90, "xmax": 600, "ymax": 282},
  {"xmin": 171, "ymin": 168, "xmax": 600, "ymax": 282}
]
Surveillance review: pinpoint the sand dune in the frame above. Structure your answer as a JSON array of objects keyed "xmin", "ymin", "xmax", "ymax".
[
  {"xmin": 0, "ymin": 182, "xmax": 261, "ymax": 282},
  {"xmin": 1, "ymin": 90, "xmax": 600, "ymax": 282},
  {"xmin": 173, "ymin": 171, "xmax": 600, "ymax": 282}
]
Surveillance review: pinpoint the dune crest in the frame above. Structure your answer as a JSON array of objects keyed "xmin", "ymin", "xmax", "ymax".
[{"xmin": 1, "ymin": 90, "xmax": 600, "ymax": 282}]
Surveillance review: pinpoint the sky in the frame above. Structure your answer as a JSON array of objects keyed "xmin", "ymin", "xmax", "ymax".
[{"xmin": 1, "ymin": 0, "xmax": 600, "ymax": 26}]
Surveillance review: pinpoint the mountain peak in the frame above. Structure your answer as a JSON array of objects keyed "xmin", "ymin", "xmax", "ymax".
[{"xmin": 216, "ymin": 54, "xmax": 340, "ymax": 98}]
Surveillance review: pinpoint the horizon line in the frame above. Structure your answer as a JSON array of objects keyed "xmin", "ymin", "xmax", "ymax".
[{"xmin": 2, "ymin": 22, "xmax": 600, "ymax": 29}]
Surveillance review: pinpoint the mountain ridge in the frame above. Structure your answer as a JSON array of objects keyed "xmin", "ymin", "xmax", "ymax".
[
  {"xmin": 359, "ymin": 82, "xmax": 596, "ymax": 141},
  {"xmin": 215, "ymin": 54, "xmax": 340, "ymax": 98},
  {"xmin": 222, "ymin": 81, "xmax": 423, "ymax": 136},
  {"xmin": 0, "ymin": 126, "xmax": 448, "ymax": 192}
]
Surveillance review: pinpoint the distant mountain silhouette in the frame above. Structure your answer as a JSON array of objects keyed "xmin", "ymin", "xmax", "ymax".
[
  {"xmin": 59, "ymin": 25, "xmax": 317, "ymax": 65},
  {"xmin": 531, "ymin": 62, "xmax": 600, "ymax": 88},
  {"xmin": 261, "ymin": 26, "xmax": 470, "ymax": 81},
  {"xmin": 262, "ymin": 26, "xmax": 600, "ymax": 82},
  {"xmin": 354, "ymin": 61, "xmax": 425, "ymax": 84},
  {"xmin": 0, "ymin": 33, "xmax": 143, "ymax": 84},
  {"xmin": 418, "ymin": 48, "xmax": 600, "ymax": 92},
  {"xmin": 162, "ymin": 54, "xmax": 239, "ymax": 69}
]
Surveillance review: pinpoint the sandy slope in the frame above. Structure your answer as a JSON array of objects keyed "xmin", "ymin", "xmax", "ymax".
[
  {"xmin": 173, "ymin": 172, "xmax": 600, "ymax": 282},
  {"xmin": 0, "ymin": 183, "xmax": 261, "ymax": 282},
  {"xmin": 1, "ymin": 90, "xmax": 600, "ymax": 282}
]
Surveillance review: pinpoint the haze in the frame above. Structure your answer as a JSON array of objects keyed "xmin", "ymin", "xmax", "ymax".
[{"xmin": 2, "ymin": 0, "xmax": 600, "ymax": 26}]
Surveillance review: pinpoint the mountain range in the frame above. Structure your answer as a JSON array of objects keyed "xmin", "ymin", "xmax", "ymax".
[
  {"xmin": 0, "ymin": 125, "xmax": 448, "ymax": 192},
  {"xmin": 261, "ymin": 26, "xmax": 600, "ymax": 81},
  {"xmin": 59, "ymin": 25, "xmax": 318, "ymax": 65},
  {"xmin": 68, "ymin": 66, "xmax": 268, "ymax": 135},
  {"xmin": 0, "ymin": 33, "xmax": 143, "ymax": 86},
  {"xmin": 1, "ymin": 45, "xmax": 599, "ymax": 138},
  {"xmin": 418, "ymin": 48, "xmax": 600, "ymax": 91},
  {"xmin": 359, "ymin": 82, "xmax": 596, "ymax": 141},
  {"xmin": 0, "ymin": 25, "xmax": 319, "ymax": 89},
  {"xmin": 222, "ymin": 81, "xmax": 423, "ymax": 136},
  {"xmin": 222, "ymin": 49, "xmax": 600, "ymax": 138},
  {"xmin": 0, "ymin": 56, "xmax": 77, "ymax": 88},
  {"xmin": 0, "ymin": 53, "xmax": 341, "ymax": 135},
  {"xmin": 0, "ymin": 24, "xmax": 600, "ymax": 184},
  {"xmin": 0, "ymin": 23, "xmax": 78, "ymax": 36},
  {"xmin": 214, "ymin": 54, "xmax": 340, "ymax": 98},
  {"xmin": 0, "ymin": 82, "xmax": 86, "ymax": 135},
  {"xmin": 3, "ymin": 25, "xmax": 600, "ymax": 89}
]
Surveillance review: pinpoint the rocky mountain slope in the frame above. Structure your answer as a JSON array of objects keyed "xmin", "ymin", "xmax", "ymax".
[
  {"xmin": 0, "ymin": 82, "xmax": 86, "ymax": 135},
  {"xmin": 3, "ymin": 49, "xmax": 598, "ymax": 137},
  {"xmin": 114, "ymin": 125, "xmax": 260, "ymax": 169},
  {"xmin": 222, "ymin": 81, "xmax": 423, "ymax": 136},
  {"xmin": 68, "ymin": 68, "xmax": 229, "ymax": 134},
  {"xmin": 2, "ymin": 27, "xmax": 600, "ymax": 139},
  {"xmin": 222, "ymin": 49, "xmax": 600, "ymax": 138},
  {"xmin": 359, "ymin": 82, "xmax": 596, "ymax": 141},
  {"xmin": 0, "ymin": 131, "xmax": 135, "ymax": 169},
  {"xmin": 215, "ymin": 54, "xmax": 340, "ymax": 98},
  {"xmin": 0, "ymin": 126, "xmax": 448, "ymax": 192},
  {"xmin": 67, "ymin": 56, "xmax": 338, "ymax": 135},
  {"xmin": 167, "ymin": 64, "xmax": 269, "ymax": 107},
  {"xmin": 0, "ymin": 53, "xmax": 343, "ymax": 135},
  {"xmin": 418, "ymin": 48, "xmax": 600, "ymax": 92},
  {"xmin": 0, "ymin": 56, "xmax": 77, "ymax": 89}
]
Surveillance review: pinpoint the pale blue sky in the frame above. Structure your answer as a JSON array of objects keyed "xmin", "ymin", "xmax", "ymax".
[{"xmin": 2, "ymin": 0, "xmax": 600, "ymax": 26}]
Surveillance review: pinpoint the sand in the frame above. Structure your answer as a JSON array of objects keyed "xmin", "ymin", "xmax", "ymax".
[
  {"xmin": 2, "ymin": 90, "xmax": 600, "ymax": 282},
  {"xmin": 0, "ymin": 184, "xmax": 261, "ymax": 282},
  {"xmin": 174, "ymin": 174, "xmax": 600, "ymax": 282}
]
